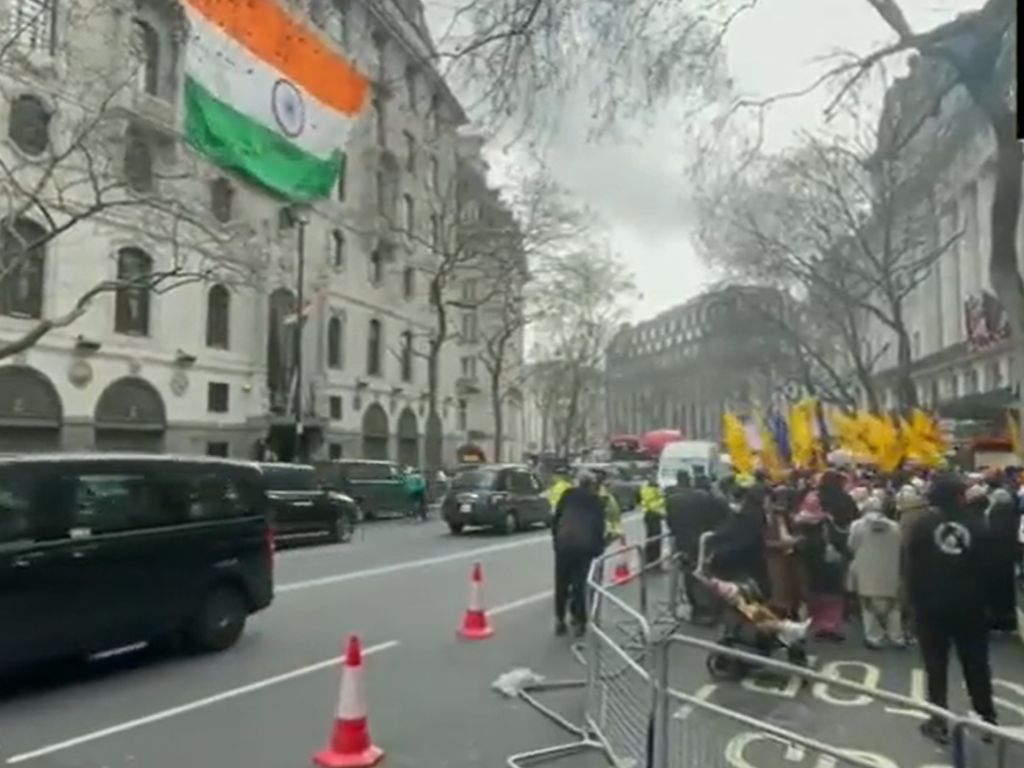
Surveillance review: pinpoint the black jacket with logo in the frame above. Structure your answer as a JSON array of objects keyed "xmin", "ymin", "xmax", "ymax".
[{"xmin": 906, "ymin": 505, "xmax": 989, "ymax": 620}]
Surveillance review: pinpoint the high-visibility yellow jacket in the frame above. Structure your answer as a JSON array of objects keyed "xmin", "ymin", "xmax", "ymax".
[
  {"xmin": 547, "ymin": 478, "xmax": 572, "ymax": 510},
  {"xmin": 639, "ymin": 482, "xmax": 665, "ymax": 517},
  {"xmin": 601, "ymin": 487, "xmax": 624, "ymax": 538}
]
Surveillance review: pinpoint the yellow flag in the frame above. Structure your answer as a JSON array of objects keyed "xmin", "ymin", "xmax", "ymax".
[
  {"xmin": 860, "ymin": 412, "xmax": 903, "ymax": 473},
  {"xmin": 906, "ymin": 409, "xmax": 944, "ymax": 468},
  {"xmin": 757, "ymin": 414, "xmax": 786, "ymax": 481},
  {"xmin": 722, "ymin": 412, "xmax": 755, "ymax": 475},
  {"xmin": 788, "ymin": 399, "xmax": 817, "ymax": 469}
]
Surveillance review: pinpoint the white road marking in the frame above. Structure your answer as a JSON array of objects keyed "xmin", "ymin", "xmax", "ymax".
[
  {"xmin": 278, "ymin": 513, "xmax": 642, "ymax": 593},
  {"xmin": 489, "ymin": 589, "xmax": 553, "ymax": 616},
  {"xmin": 276, "ymin": 534, "xmax": 552, "ymax": 592},
  {"xmin": 673, "ymin": 683, "xmax": 717, "ymax": 720},
  {"xmin": 5, "ymin": 640, "xmax": 400, "ymax": 765}
]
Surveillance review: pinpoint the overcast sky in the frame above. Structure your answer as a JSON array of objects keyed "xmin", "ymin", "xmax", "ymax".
[{"xmin": 424, "ymin": 0, "xmax": 986, "ymax": 322}]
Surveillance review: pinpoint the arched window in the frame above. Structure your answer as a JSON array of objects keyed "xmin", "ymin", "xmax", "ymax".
[
  {"xmin": 0, "ymin": 217, "xmax": 46, "ymax": 318},
  {"xmin": 205, "ymin": 284, "xmax": 230, "ymax": 349},
  {"xmin": 327, "ymin": 315, "xmax": 343, "ymax": 369},
  {"xmin": 7, "ymin": 94, "xmax": 50, "ymax": 155},
  {"xmin": 367, "ymin": 318, "xmax": 382, "ymax": 376},
  {"xmin": 132, "ymin": 19, "xmax": 161, "ymax": 96},
  {"xmin": 114, "ymin": 247, "xmax": 152, "ymax": 336},
  {"xmin": 400, "ymin": 330, "xmax": 413, "ymax": 383}
]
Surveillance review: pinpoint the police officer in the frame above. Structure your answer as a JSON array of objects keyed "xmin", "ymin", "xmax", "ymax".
[
  {"xmin": 552, "ymin": 472, "xmax": 606, "ymax": 637},
  {"xmin": 639, "ymin": 476, "xmax": 666, "ymax": 567},
  {"xmin": 906, "ymin": 471, "xmax": 997, "ymax": 743},
  {"xmin": 547, "ymin": 464, "xmax": 573, "ymax": 514},
  {"xmin": 594, "ymin": 468, "xmax": 623, "ymax": 545}
]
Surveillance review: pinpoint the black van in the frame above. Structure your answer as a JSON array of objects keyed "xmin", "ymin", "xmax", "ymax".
[{"xmin": 0, "ymin": 454, "xmax": 274, "ymax": 674}]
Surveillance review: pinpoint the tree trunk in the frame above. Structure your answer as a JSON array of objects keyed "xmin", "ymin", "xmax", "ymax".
[
  {"xmin": 425, "ymin": 339, "xmax": 443, "ymax": 470},
  {"xmin": 560, "ymin": 364, "xmax": 582, "ymax": 458},
  {"xmin": 894, "ymin": 324, "xmax": 918, "ymax": 410},
  {"xmin": 490, "ymin": 358, "xmax": 504, "ymax": 462}
]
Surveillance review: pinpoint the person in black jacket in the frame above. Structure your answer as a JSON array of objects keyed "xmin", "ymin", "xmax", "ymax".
[
  {"xmin": 552, "ymin": 472, "xmax": 606, "ymax": 637},
  {"xmin": 907, "ymin": 472, "xmax": 997, "ymax": 744},
  {"xmin": 708, "ymin": 483, "xmax": 768, "ymax": 592},
  {"xmin": 665, "ymin": 470, "xmax": 730, "ymax": 623}
]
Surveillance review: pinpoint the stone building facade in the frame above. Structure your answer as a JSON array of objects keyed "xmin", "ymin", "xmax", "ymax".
[
  {"xmin": 861, "ymin": 30, "xmax": 1020, "ymax": 427},
  {"xmin": 605, "ymin": 285, "xmax": 793, "ymax": 440},
  {"xmin": 448, "ymin": 133, "xmax": 528, "ymax": 462},
  {"xmin": 0, "ymin": 0, "xmax": 519, "ymax": 464}
]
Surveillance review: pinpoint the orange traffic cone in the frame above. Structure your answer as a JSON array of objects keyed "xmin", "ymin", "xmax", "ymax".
[
  {"xmin": 313, "ymin": 636, "xmax": 384, "ymax": 768},
  {"xmin": 611, "ymin": 537, "xmax": 633, "ymax": 585},
  {"xmin": 457, "ymin": 562, "xmax": 495, "ymax": 640}
]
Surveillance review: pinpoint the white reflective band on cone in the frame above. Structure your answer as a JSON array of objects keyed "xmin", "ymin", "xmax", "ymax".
[
  {"xmin": 468, "ymin": 581, "xmax": 483, "ymax": 612},
  {"xmin": 337, "ymin": 665, "xmax": 367, "ymax": 719}
]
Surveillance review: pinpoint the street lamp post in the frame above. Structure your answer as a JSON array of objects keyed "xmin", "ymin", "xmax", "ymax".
[{"xmin": 291, "ymin": 207, "xmax": 308, "ymax": 463}]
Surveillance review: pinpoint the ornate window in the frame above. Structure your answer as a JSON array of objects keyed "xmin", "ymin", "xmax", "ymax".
[
  {"xmin": 114, "ymin": 247, "xmax": 152, "ymax": 335},
  {"xmin": 400, "ymin": 330, "xmax": 413, "ymax": 382},
  {"xmin": 331, "ymin": 229, "xmax": 345, "ymax": 268},
  {"xmin": 124, "ymin": 126, "xmax": 154, "ymax": 192},
  {"xmin": 6, "ymin": 0, "xmax": 57, "ymax": 54},
  {"xmin": 327, "ymin": 315, "xmax": 343, "ymax": 369},
  {"xmin": 132, "ymin": 19, "xmax": 161, "ymax": 96},
  {"xmin": 210, "ymin": 178, "xmax": 234, "ymax": 222},
  {"xmin": 0, "ymin": 217, "xmax": 46, "ymax": 318},
  {"xmin": 7, "ymin": 94, "xmax": 50, "ymax": 155},
  {"xmin": 402, "ymin": 266, "xmax": 415, "ymax": 300},
  {"xmin": 367, "ymin": 318, "xmax": 382, "ymax": 376},
  {"xmin": 205, "ymin": 284, "xmax": 230, "ymax": 349}
]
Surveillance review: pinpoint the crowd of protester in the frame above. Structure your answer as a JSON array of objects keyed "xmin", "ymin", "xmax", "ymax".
[{"xmin": 664, "ymin": 465, "xmax": 1023, "ymax": 743}]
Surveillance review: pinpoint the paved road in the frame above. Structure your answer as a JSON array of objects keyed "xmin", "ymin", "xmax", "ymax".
[
  {"xmin": 0, "ymin": 515, "xmax": 638, "ymax": 768},
  {"xmin": 1, "ymin": 515, "xmax": 1021, "ymax": 768}
]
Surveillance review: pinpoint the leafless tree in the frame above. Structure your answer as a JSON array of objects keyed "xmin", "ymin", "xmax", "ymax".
[
  {"xmin": 531, "ymin": 246, "xmax": 636, "ymax": 457},
  {"xmin": 0, "ymin": 0, "xmax": 262, "ymax": 361},
  {"xmin": 363, "ymin": 155, "xmax": 532, "ymax": 466},
  {"xmin": 475, "ymin": 275, "xmax": 530, "ymax": 460},
  {"xmin": 435, "ymin": 0, "xmax": 751, "ymax": 137},
  {"xmin": 697, "ymin": 91, "xmax": 957, "ymax": 410},
  {"xmin": 443, "ymin": 0, "xmax": 1019, "ymax": 420}
]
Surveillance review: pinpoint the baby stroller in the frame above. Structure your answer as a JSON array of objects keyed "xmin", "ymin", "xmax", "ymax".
[{"xmin": 693, "ymin": 532, "xmax": 809, "ymax": 682}]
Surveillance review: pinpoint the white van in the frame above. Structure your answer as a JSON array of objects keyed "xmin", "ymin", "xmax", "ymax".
[{"xmin": 657, "ymin": 441, "xmax": 721, "ymax": 489}]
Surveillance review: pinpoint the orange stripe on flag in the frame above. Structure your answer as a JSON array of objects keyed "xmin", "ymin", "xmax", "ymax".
[{"xmin": 185, "ymin": 0, "xmax": 369, "ymax": 116}]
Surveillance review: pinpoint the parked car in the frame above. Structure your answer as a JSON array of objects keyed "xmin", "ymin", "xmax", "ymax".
[
  {"xmin": 313, "ymin": 460, "xmax": 417, "ymax": 520},
  {"xmin": 441, "ymin": 464, "xmax": 550, "ymax": 535},
  {"xmin": 0, "ymin": 454, "xmax": 273, "ymax": 675},
  {"xmin": 258, "ymin": 463, "xmax": 359, "ymax": 544}
]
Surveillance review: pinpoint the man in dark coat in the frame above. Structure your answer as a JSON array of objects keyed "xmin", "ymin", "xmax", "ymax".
[
  {"xmin": 665, "ymin": 469, "xmax": 730, "ymax": 623},
  {"xmin": 552, "ymin": 472, "xmax": 606, "ymax": 637},
  {"xmin": 907, "ymin": 472, "xmax": 997, "ymax": 744},
  {"xmin": 985, "ymin": 487, "xmax": 1021, "ymax": 632}
]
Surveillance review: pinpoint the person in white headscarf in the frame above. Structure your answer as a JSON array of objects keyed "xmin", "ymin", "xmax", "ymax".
[{"xmin": 849, "ymin": 497, "xmax": 905, "ymax": 648}]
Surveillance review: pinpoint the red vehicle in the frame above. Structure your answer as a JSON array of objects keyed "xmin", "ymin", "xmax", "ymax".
[{"xmin": 640, "ymin": 429, "xmax": 684, "ymax": 458}]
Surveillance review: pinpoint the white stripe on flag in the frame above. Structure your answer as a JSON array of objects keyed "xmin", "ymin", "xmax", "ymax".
[{"xmin": 183, "ymin": 6, "xmax": 357, "ymax": 157}]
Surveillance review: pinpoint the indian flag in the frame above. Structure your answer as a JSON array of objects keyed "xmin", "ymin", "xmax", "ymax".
[{"xmin": 181, "ymin": 0, "xmax": 369, "ymax": 201}]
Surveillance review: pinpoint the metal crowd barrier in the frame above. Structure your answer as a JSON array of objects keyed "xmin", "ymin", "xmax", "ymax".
[{"xmin": 499, "ymin": 532, "xmax": 1024, "ymax": 767}]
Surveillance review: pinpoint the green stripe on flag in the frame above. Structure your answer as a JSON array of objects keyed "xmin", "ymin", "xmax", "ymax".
[{"xmin": 183, "ymin": 77, "xmax": 342, "ymax": 201}]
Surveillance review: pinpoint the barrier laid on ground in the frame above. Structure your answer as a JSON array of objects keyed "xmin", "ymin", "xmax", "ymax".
[{"xmin": 498, "ymin": 531, "xmax": 1024, "ymax": 768}]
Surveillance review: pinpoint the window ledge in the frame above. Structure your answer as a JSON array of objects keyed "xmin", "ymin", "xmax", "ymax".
[
  {"xmin": 7, "ymin": 48, "xmax": 61, "ymax": 80},
  {"xmin": 111, "ymin": 91, "xmax": 177, "ymax": 135}
]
